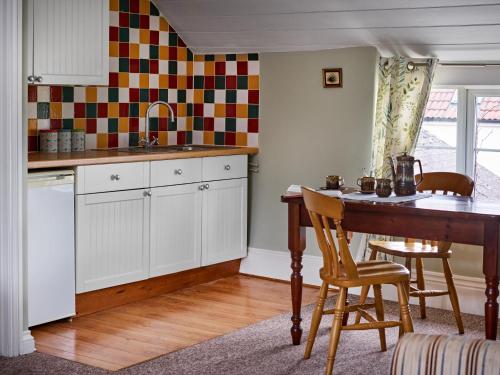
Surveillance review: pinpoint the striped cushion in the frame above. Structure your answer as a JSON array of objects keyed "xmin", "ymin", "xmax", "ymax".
[{"xmin": 391, "ymin": 334, "xmax": 500, "ymax": 375}]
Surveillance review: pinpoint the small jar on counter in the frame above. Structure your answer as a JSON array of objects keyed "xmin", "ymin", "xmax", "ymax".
[
  {"xmin": 71, "ymin": 129, "xmax": 85, "ymax": 151},
  {"xmin": 57, "ymin": 129, "xmax": 72, "ymax": 152},
  {"xmin": 39, "ymin": 130, "xmax": 58, "ymax": 153}
]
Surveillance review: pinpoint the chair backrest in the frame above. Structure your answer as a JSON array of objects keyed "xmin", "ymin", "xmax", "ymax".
[
  {"xmin": 411, "ymin": 172, "xmax": 474, "ymax": 249},
  {"xmin": 301, "ymin": 187, "xmax": 358, "ymax": 280},
  {"xmin": 417, "ymin": 172, "xmax": 474, "ymax": 196}
]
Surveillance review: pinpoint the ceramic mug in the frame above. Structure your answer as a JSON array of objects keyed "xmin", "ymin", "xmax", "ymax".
[
  {"xmin": 326, "ymin": 175, "xmax": 344, "ymax": 190},
  {"xmin": 357, "ymin": 176, "xmax": 375, "ymax": 192},
  {"xmin": 376, "ymin": 178, "xmax": 392, "ymax": 198}
]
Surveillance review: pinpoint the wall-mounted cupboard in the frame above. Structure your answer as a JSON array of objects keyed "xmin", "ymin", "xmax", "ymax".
[
  {"xmin": 75, "ymin": 155, "xmax": 248, "ymax": 293},
  {"xmin": 26, "ymin": 0, "xmax": 109, "ymax": 85}
]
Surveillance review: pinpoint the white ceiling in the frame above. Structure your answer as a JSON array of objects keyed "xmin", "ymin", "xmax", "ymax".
[{"xmin": 155, "ymin": 0, "xmax": 500, "ymax": 61}]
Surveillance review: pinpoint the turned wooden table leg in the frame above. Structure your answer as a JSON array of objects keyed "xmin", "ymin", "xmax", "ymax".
[
  {"xmin": 288, "ymin": 202, "xmax": 306, "ymax": 345},
  {"xmin": 483, "ymin": 221, "xmax": 500, "ymax": 340}
]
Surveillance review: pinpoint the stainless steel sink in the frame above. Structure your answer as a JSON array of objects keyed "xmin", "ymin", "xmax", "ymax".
[{"xmin": 110, "ymin": 145, "xmax": 234, "ymax": 153}]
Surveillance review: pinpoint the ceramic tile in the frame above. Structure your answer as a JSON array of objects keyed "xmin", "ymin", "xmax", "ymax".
[
  {"xmin": 28, "ymin": 0, "xmax": 258, "ymax": 151},
  {"xmin": 37, "ymin": 86, "xmax": 50, "ymax": 102}
]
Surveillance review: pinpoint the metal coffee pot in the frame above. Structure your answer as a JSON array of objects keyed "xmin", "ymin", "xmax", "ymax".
[{"xmin": 388, "ymin": 152, "xmax": 423, "ymax": 196}]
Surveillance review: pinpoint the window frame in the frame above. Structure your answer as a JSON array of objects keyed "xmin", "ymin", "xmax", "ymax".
[
  {"xmin": 418, "ymin": 85, "xmax": 500, "ymax": 196},
  {"xmin": 466, "ymin": 89, "xmax": 500, "ymax": 181}
]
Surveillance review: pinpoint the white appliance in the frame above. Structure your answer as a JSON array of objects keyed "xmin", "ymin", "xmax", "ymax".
[{"xmin": 27, "ymin": 170, "xmax": 75, "ymax": 327}]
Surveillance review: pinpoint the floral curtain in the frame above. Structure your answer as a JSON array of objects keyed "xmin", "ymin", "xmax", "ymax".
[{"xmin": 355, "ymin": 56, "xmax": 438, "ymax": 261}]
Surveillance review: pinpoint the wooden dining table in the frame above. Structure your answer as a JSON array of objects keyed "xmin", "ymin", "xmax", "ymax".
[{"xmin": 281, "ymin": 191, "xmax": 500, "ymax": 344}]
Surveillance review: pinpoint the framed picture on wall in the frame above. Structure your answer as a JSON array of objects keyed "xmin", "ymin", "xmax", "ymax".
[{"xmin": 322, "ymin": 68, "xmax": 342, "ymax": 88}]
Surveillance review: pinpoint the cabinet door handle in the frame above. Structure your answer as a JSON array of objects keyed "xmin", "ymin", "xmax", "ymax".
[
  {"xmin": 110, "ymin": 174, "xmax": 120, "ymax": 181},
  {"xmin": 35, "ymin": 76, "xmax": 43, "ymax": 83},
  {"xmin": 143, "ymin": 190, "xmax": 152, "ymax": 197},
  {"xmin": 204, "ymin": 183, "xmax": 210, "ymax": 190},
  {"xmin": 27, "ymin": 75, "xmax": 36, "ymax": 83},
  {"xmin": 224, "ymin": 164, "xmax": 231, "ymax": 171},
  {"xmin": 198, "ymin": 185, "xmax": 205, "ymax": 191},
  {"xmin": 174, "ymin": 168, "xmax": 183, "ymax": 175}
]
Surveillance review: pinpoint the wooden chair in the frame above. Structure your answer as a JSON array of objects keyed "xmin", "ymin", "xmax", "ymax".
[
  {"xmin": 356, "ymin": 172, "xmax": 474, "ymax": 334},
  {"xmin": 301, "ymin": 187, "xmax": 413, "ymax": 375}
]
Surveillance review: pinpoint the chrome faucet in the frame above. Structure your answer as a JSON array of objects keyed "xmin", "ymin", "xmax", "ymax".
[{"xmin": 141, "ymin": 101, "xmax": 176, "ymax": 147}]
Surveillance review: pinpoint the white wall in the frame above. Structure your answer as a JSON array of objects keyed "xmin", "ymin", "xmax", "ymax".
[
  {"xmin": 248, "ymin": 47, "xmax": 379, "ymax": 256},
  {"xmin": 434, "ymin": 65, "xmax": 500, "ymax": 86},
  {"xmin": 0, "ymin": 0, "xmax": 33, "ymax": 357}
]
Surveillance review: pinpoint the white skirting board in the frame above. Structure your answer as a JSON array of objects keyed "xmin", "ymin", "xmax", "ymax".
[
  {"xmin": 20, "ymin": 331, "xmax": 35, "ymax": 355},
  {"xmin": 240, "ymin": 247, "xmax": 487, "ymax": 316}
]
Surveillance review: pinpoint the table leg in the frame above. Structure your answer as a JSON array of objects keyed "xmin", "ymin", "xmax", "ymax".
[
  {"xmin": 288, "ymin": 202, "xmax": 306, "ymax": 345},
  {"xmin": 483, "ymin": 221, "xmax": 500, "ymax": 340}
]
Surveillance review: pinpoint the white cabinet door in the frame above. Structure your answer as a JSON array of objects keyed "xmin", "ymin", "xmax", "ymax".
[
  {"xmin": 150, "ymin": 184, "xmax": 202, "ymax": 277},
  {"xmin": 202, "ymin": 178, "xmax": 247, "ymax": 266},
  {"xmin": 76, "ymin": 189, "xmax": 149, "ymax": 293},
  {"xmin": 27, "ymin": 0, "xmax": 109, "ymax": 85}
]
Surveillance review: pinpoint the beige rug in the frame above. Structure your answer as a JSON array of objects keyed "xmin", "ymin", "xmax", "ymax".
[{"xmin": 1, "ymin": 296, "xmax": 497, "ymax": 374}]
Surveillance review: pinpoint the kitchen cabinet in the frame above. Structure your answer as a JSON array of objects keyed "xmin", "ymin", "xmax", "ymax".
[
  {"xmin": 76, "ymin": 189, "xmax": 150, "ymax": 293},
  {"xmin": 150, "ymin": 184, "xmax": 202, "ymax": 277},
  {"xmin": 202, "ymin": 178, "xmax": 247, "ymax": 266},
  {"xmin": 151, "ymin": 155, "xmax": 247, "ymax": 272},
  {"xmin": 26, "ymin": 0, "xmax": 109, "ymax": 85},
  {"xmin": 75, "ymin": 155, "xmax": 248, "ymax": 292}
]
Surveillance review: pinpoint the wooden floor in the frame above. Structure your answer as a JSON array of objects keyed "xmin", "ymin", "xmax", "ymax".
[{"xmin": 32, "ymin": 275, "xmax": 318, "ymax": 371}]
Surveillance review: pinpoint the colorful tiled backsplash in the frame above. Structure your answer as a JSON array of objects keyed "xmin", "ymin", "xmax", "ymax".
[
  {"xmin": 27, "ymin": 0, "xmax": 259, "ymax": 152},
  {"xmin": 192, "ymin": 54, "xmax": 259, "ymax": 147}
]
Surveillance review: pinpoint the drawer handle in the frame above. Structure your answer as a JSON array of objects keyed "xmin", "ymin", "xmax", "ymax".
[
  {"xmin": 199, "ymin": 185, "xmax": 205, "ymax": 191},
  {"xmin": 224, "ymin": 165, "xmax": 231, "ymax": 171},
  {"xmin": 174, "ymin": 168, "xmax": 183, "ymax": 175},
  {"xmin": 143, "ymin": 190, "xmax": 152, "ymax": 197},
  {"xmin": 204, "ymin": 183, "xmax": 209, "ymax": 190},
  {"xmin": 110, "ymin": 174, "xmax": 120, "ymax": 181}
]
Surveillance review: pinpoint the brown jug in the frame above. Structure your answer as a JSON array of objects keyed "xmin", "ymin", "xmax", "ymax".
[{"xmin": 388, "ymin": 152, "xmax": 423, "ymax": 196}]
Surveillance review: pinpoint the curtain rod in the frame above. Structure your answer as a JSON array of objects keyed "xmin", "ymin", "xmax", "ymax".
[
  {"xmin": 384, "ymin": 60, "xmax": 500, "ymax": 71},
  {"xmin": 439, "ymin": 63, "xmax": 500, "ymax": 67}
]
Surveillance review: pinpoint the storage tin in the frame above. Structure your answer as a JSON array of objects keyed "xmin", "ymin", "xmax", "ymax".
[
  {"xmin": 71, "ymin": 129, "xmax": 85, "ymax": 151},
  {"xmin": 57, "ymin": 129, "xmax": 72, "ymax": 152},
  {"xmin": 39, "ymin": 130, "xmax": 58, "ymax": 153}
]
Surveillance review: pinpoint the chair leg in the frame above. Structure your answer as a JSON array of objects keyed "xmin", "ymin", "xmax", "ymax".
[
  {"xmin": 415, "ymin": 257, "xmax": 427, "ymax": 319},
  {"xmin": 396, "ymin": 281, "xmax": 414, "ymax": 335},
  {"xmin": 325, "ymin": 287, "xmax": 347, "ymax": 375},
  {"xmin": 355, "ymin": 250, "xmax": 378, "ymax": 324},
  {"xmin": 442, "ymin": 258, "xmax": 464, "ymax": 334},
  {"xmin": 405, "ymin": 257, "xmax": 412, "ymax": 278},
  {"xmin": 304, "ymin": 281, "xmax": 329, "ymax": 359},
  {"xmin": 396, "ymin": 257, "xmax": 412, "ymax": 338},
  {"xmin": 373, "ymin": 284, "xmax": 387, "ymax": 352},
  {"xmin": 342, "ymin": 290, "xmax": 349, "ymax": 326}
]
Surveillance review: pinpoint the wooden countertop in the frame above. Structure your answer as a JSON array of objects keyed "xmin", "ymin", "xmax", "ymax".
[{"xmin": 28, "ymin": 146, "xmax": 258, "ymax": 169}]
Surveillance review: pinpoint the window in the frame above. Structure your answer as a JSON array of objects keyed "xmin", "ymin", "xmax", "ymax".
[{"xmin": 414, "ymin": 87, "xmax": 500, "ymax": 199}]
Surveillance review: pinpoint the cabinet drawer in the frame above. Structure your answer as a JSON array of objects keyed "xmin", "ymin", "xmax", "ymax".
[
  {"xmin": 151, "ymin": 158, "xmax": 202, "ymax": 187},
  {"xmin": 76, "ymin": 162, "xmax": 149, "ymax": 194},
  {"xmin": 202, "ymin": 155, "xmax": 247, "ymax": 181}
]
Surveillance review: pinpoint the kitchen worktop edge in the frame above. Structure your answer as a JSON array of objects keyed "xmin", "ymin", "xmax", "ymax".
[{"xmin": 28, "ymin": 147, "xmax": 259, "ymax": 169}]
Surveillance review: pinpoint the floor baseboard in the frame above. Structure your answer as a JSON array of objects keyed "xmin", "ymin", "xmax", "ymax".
[
  {"xmin": 240, "ymin": 247, "xmax": 486, "ymax": 316},
  {"xmin": 20, "ymin": 330, "xmax": 35, "ymax": 355}
]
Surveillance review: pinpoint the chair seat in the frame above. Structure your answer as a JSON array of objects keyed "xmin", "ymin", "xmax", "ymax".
[
  {"xmin": 369, "ymin": 240, "xmax": 452, "ymax": 258},
  {"xmin": 321, "ymin": 260, "xmax": 409, "ymax": 287}
]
